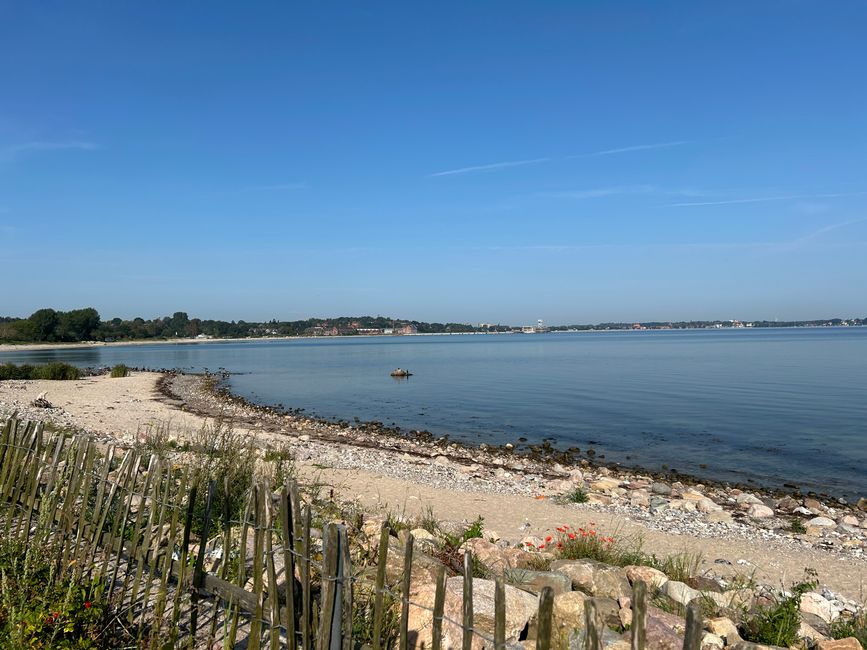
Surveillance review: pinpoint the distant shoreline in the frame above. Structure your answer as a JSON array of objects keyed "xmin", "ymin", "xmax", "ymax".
[{"xmin": 0, "ymin": 324, "xmax": 863, "ymax": 354}]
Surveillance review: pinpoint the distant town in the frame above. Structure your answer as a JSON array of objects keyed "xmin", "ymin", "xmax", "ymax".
[{"xmin": 0, "ymin": 308, "xmax": 864, "ymax": 345}]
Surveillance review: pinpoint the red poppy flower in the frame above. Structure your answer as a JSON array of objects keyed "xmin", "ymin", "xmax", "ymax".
[{"xmin": 84, "ymin": 602, "xmax": 91, "ymax": 609}]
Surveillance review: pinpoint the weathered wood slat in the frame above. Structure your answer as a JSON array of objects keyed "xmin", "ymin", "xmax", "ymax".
[
  {"xmin": 631, "ymin": 580, "xmax": 647, "ymax": 650},
  {"xmin": 462, "ymin": 551, "xmax": 473, "ymax": 650},
  {"xmin": 399, "ymin": 532, "xmax": 415, "ymax": 650},
  {"xmin": 432, "ymin": 565, "xmax": 447, "ymax": 650},
  {"xmin": 372, "ymin": 522, "xmax": 391, "ymax": 650},
  {"xmin": 536, "ymin": 586, "xmax": 554, "ymax": 650}
]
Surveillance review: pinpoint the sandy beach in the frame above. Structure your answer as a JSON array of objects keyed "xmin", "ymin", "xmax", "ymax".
[{"xmin": 1, "ymin": 372, "xmax": 865, "ymax": 603}]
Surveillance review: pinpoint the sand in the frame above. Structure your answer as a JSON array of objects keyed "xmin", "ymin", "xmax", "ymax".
[{"xmin": 1, "ymin": 373, "xmax": 865, "ymax": 601}]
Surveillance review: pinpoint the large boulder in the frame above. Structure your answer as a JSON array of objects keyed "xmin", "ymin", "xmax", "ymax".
[
  {"xmin": 407, "ymin": 577, "xmax": 538, "ymax": 650},
  {"xmin": 645, "ymin": 606, "xmax": 687, "ymax": 650},
  {"xmin": 818, "ymin": 639, "xmax": 864, "ymax": 650},
  {"xmin": 384, "ymin": 539, "xmax": 449, "ymax": 592},
  {"xmin": 508, "ymin": 570, "xmax": 572, "ymax": 596},
  {"xmin": 550, "ymin": 559, "xmax": 631, "ymax": 600},
  {"xmin": 661, "ymin": 580, "xmax": 702, "ymax": 606},
  {"xmin": 462, "ymin": 538, "xmax": 534, "ymax": 571},
  {"xmin": 801, "ymin": 592, "xmax": 836, "ymax": 623},
  {"xmin": 625, "ymin": 565, "xmax": 669, "ymax": 589}
]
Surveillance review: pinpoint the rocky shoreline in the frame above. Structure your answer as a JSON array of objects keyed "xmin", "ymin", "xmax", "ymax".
[{"xmin": 152, "ymin": 372, "xmax": 867, "ymax": 561}]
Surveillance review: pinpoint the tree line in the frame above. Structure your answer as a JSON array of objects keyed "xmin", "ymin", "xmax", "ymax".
[{"xmin": 0, "ymin": 308, "xmax": 497, "ymax": 343}]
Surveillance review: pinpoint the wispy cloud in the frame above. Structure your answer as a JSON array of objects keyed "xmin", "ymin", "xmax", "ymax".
[
  {"xmin": 0, "ymin": 140, "xmax": 98, "ymax": 162},
  {"xmin": 480, "ymin": 218, "xmax": 867, "ymax": 254},
  {"xmin": 540, "ymin": 184, "xmax": 658, "ymax": 200},
  {"xmin": 664, "ymin": 191, "xmax": 867, "ymax": 207},
  {"xmin": 570, "ymin": 141, "xmax": 689, "ymax": 158},
  {"xmin": 429, "ymin": 158, "xmax": 549, "ymax": 177},
  {"xmin": 240, "ymin": 181, "xmax": 308, "ymax": 192}
]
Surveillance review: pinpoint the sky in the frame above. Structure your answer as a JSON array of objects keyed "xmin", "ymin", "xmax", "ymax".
[{"xmin": 1, "ymin": 1, "xmax": 866, "ymax": 325}]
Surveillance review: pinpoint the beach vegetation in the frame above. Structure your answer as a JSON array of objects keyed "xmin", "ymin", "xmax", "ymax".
[
  {"xmin": 739, "ymin": 576, "xmax": 817, "ymax": 647},
  {"xmin": 0, "ymin": 538, "xmax": 133, "ymax": 649},
  {"xmin": 831, "ymin": 611, "xmax": 867, "ymax": 646},
  {"xmin": 787, "ymin": 518, "xmax": 806, "ymax": 534},
  {"xmin": 108, "ymin": 364, "xmax": 129, "ymax": 378},
  {"xmin": 0, "ymin": 362, "xmax": 81, "ymax": 381},
  {"xmin": 560, "ymin": 487, "xmax": 589, "ymax": 504}
]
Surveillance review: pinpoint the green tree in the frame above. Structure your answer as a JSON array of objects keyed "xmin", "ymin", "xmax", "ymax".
[
  {"xmin": 57, "ymin": 308, "xmax": 101, "ymax": 341},
  {"xmin": 27, "ymin": 308, "xmax": 60, "ymax": 341}
]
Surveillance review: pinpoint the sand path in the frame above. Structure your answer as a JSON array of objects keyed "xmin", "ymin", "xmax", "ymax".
[{"xmin": 2, "ymin": 373, "xmax": 864, "ymax": 600}]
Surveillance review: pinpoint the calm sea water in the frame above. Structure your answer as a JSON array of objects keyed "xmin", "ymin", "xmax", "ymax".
[{"xmin": 2, "ymin": 328, "xmax": 866, "ymax": 497}]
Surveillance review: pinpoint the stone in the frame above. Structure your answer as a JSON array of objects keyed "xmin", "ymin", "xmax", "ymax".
[
  {"xmin": 840, "ymin": 515, "xmax": 859, "ymax": 526},
  {"xmin": 645, "ymin": 606, "xmax": 687, "ymax": 649},
  {"xmin": 857, "ymin": 497, "xmax": 867, "ymax": 511},
  {"xmin": 618, "ymin": 607, "xmax": 632, "ymax": 629},
  {"xmin": 385, "ymin": 540, "xmax": 445, "ymax": 589},
  {"xmin": 651, "ymin": 482, "xmax": 672, "ymax": 495},
  {"xmin": 650, "ymin": 496, "xmax": 670, "ymax": 514},
  {"xmin": 776, "ymin": 496, "xmax": 800, "ymax": 512},
  {"xmin": 818, "ymin": 640, "xmax": 863, "ymax": 650},
  {"xmin": 808, "ymin": 516, "xmax": 837, "ymax": 528},
  {"xmin": 804, "ymin": 497, "xmax": 825, "ymax": 512},
  {"xmin": 801, "ymin": 592, "xmax": 836, "ymax": 623},
  {"xmin": 552, "ymin": 591, "xmax": 588, "ymax": 632},
  {"xmin": 704, "ymin": 588, "xmax": 754, "ymax": 610},
  {"xmin": 590, "ymin": 477, "xmax": 621, "ymax": 492},
  {"xmin": 407, "ymin": 577, "xmax": 538, "ymax": 650},
  {"xmin": 550, "ymin": 559, "xmax": 631, "ymax": 600},
  {"xmin": 697, "ymin": 498, "xmax": 723, "ymax": 513},
  {"xmin": 625, "ymin": 565, "xmax": 669, "ymax": 589},
  {"xmin": 661, "ymin": 580, "xmax": 702, "ymax": 606},
  {"xmin": 736, "ymin": 492, "xmax": 763, "ymax": 505},
  {"xmin": 461, "ymin": 538, "xmax": 533, "ymax": 571},
  {"xmin": 706, "ymin": 510, "xmax": 733, "ymax": 524},
  {"xmin": 482, "ymin": 528, "xmax": 501, "ymax": 542},
  {"xmin": 509, "ymin": 570, "xmax": 572, "ymax": 596},
  {"xmin": 702, "ymin": 632, "xmax": 725, "ymax": 649},
  {"xmin": 706, "ymin": 617, "xmax": 742, "ymax": 645},
  {"xmin": 728, "ymin": 643, "xmax": 788, "ymax": 650},
  {"xmin": 746, "ymin": 503, "xmax": 775, "ymax": 518},
  {"xmin": 798, "ymin": 620, "xmax": 829, "ymax": 643}
]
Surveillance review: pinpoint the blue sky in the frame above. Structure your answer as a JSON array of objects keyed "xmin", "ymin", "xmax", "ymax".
[{"xmin": 1, "ymin": 2, "xmax": 865, "ymax": 324}]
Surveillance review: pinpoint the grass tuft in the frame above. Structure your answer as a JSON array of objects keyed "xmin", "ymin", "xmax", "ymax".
[{"xmin": 109, "ymin": 363, "xmax": 129, "ymax": 378}]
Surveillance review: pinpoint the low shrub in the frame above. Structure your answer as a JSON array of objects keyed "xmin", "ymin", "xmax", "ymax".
[
  {"xmin": 109, "ymin": 364, "xmax": 129, "ymax": 378},
  {"xmin": 739, "ymin": 578, "xmax": 817, "ymax": 647},
  {"xmin": 831, "ymin": 611, "xmax": 867, "ymax": 647},
  {"xmin": 560, "ymin": 487, "xmax": 589, "ymax": 504},
  {"xmin": 0, "ymin": 362, "xmax": 81, "ymax": 381},
  {"xmin": 0, "ymin": 538, "xmax": 132, "ymax": 648}
]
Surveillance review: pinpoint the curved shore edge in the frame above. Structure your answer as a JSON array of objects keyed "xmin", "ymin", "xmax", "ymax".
[
  {"xmin": 161, "ymin": 370, "xmax": 859, "ymax": 504},
  {"xmin": 1, "ymin": 370, "xmax": 867, "ymax": 601}
]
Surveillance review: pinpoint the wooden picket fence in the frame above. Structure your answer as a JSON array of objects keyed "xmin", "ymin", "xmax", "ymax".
[{"xmin": 0, "ymin": 415, "xmax": 708, "ymax": 649}]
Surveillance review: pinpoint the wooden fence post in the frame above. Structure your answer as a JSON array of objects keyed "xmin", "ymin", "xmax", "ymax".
[
  {"xmin": 399, "ymin": 532, "xmax": 415, "ymax": 650},
  {"xmin": 431, "ymin": 566, "xmax": 447, "ymax": 650},
  {"xmin": 536, "ymin": 586, "xmax": 554, "ymax": 650},
  {"xmin": 462, "ymin": 551, "xmax": 473, "ymax": 650},
  {"xmin": 317, "ymin": 523, "xmax": 342, "ymax": 650},
  {"xmin": 372, "ymin": 523, "xmax": 391, "ymax": 650},
  {"xmin": 683, "ymin": 602, "xmax": 703, "ymax": 650},
  {"xmin": 190, "ymin": 479, "xmax": 216, "ymax": 642},
  {"xmin": 631, "ymin": 580, "xmax": 647, "ymax": 650},
  {"xmin": 494, "ymin": 575, "xmax": 506, "ymax": 650}
]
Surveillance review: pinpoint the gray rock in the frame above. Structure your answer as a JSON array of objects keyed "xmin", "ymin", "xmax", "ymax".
[{"xmin": 550, "ymin": 559, "xmax": 631, "ymax": 600}]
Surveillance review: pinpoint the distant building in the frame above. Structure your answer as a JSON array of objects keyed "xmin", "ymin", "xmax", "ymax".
[{"xmin": 397, "ymin": 323, "xmax": 418, "ymax": 335}]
